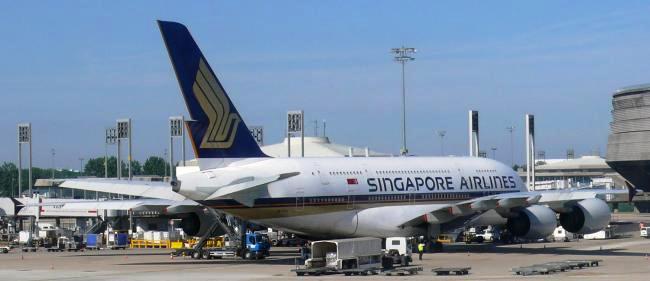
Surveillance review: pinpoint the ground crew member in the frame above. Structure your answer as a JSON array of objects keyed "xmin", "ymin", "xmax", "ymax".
[{"xmin": 417, "ymin": 241, "xmax": 425, "ymax": 260}]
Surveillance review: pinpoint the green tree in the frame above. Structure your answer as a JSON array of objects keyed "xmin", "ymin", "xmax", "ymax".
[
  {"xmin": 130, "ymin": 160, "xmax": 142, "ymax": 176},
  {"xmin": 84, "ymin": 156, "xmax": 121, "ymax": 178},
  {"xmin": 84, "ymin": 157, "xmax": 142, "ymax": 178},
  {"xmin": 0, "ymin": 162, "xmax": 18, "ymax": 197},
  {"xmin": 0, "ymin": 162, "xmax": 80, "ymax": 197},
  {"xmin": 143, "ymin": 156, "xmax": 169, "ymax": 176},
  {"xmin": 84, "ymin": 157, "xmax": 108, "ymax": 177}
]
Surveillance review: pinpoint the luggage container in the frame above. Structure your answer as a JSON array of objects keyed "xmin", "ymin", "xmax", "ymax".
[
  {"xmin": 86, "ymin": 233, "xmax": 104, "ymax": 250},
  {"xmin": 107, "ymin": 233, "xmax": 128, "ymax": 250}
]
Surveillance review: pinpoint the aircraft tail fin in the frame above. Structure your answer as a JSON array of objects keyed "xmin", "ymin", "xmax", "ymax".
[{"xmin": 157, "ymin": 20, "xmax": 267, "ymax": 161}]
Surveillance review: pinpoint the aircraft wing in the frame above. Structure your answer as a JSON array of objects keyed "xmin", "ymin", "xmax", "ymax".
[
  {"xmin": 60, "ymin": 179, "xmax": 185, "ymax": 201},
  {"xmin": 26, "ymin": 199, "xmax": 201, "ymax": 214},
  {"xmin": 399, "ymin": 188, "xmax": 630, "ymax": 228}
]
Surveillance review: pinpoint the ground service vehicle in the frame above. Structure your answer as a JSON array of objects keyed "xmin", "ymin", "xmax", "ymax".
[
  {"xmin": 178, "ymin": 233, "xmax": 271, "ymax": 260},
  {"xmin": 47, "ymin": 237, "xmax": 68, "ymax": 252},
  {"xmin": 305, "ymin": 238, "xmax": 382, "ymax": 272},
  {"xmin": 384, "ymin": 237, "xmax": 412, "ymax": 266},
  {"xmin": 640, "ymin": 226, "xmax": 649, "ymax": 238}
]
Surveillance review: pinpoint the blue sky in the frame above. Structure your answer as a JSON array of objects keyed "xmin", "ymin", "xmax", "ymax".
[{"xmin": 1, "ymin": 1, "xmax": 650, "ymax": 168}]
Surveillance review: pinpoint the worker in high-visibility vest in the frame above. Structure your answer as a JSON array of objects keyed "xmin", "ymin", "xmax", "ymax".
[{"xmin": 417, "ymin": 242, "xmax": 425, "ymax": 260}]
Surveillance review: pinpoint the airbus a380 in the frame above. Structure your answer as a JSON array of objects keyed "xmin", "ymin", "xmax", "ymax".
[{"xmin": 63, "ymin": 20, "xmax": 630, "ymax": 241}]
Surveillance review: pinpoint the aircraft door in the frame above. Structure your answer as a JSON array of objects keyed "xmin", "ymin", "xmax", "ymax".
[
  {"xmin": 346, "ymin": 184, "xmax": 356, "ymax": 210},
  {"xmin": 295, "ymin": 187, "xmax": 305, "ymax": 210},
  {"xmin": 314, "ymin": 163, "xmax": 329, "ymax": 185}
]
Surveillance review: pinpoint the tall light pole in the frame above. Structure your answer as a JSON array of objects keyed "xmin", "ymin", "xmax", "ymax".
[
  {"xmin": 50, "ymin": 149, "xmax": 55, "ymax": 179},
  {"xmin": 163, "ymin": 149, "xmax": 168, "ymax": 178},
  {"xmin": 491, "ymin": 147, "xmax": 497, "ymax": 159},
  {"xmin": 169, "ymin": 116, "xmax": 185, "ymax": 180},
  {"xmin": 437, "ymin": 130, "xmax": 446, "ymax": 156},
  {"xmin": 391, "ymin": 46, "xmax": 416, "ymax": 156},
  {"xmin": 79, "ymin": 158, "xmax": 85, "ymax": 176},
  {"xmin": 312, "ymin": 120, "xmax": 319, "ymax": 137},
  {"xmin": 506, "ymin": 126, "xmax": 515, "ymax": 167},
  {"xmin": 18, "ymin": 123, "xmax": 32, "ymax": 197}
]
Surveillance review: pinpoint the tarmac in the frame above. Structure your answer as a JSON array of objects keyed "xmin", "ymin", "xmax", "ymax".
[{"xmin": 1, "ymin": 214, "xmax": 649, "ymax": 280}]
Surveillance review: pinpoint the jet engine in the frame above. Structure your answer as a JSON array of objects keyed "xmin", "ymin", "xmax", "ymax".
[
  {"xmin": 506, "ymin": 205, "xmax": 557, "ymax": 239},
  {"xmin": 559, "ymin": 198, "xmax": 610, "ymax": 234},
  {"xmin": 178, "ymin": 209, "xmax": 219, "ymax": 237}
]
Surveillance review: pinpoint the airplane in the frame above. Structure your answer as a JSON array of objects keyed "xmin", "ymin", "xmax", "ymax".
[{"xmin": 60, "ymin": 20, "xmax": 631, "ymax": 241}]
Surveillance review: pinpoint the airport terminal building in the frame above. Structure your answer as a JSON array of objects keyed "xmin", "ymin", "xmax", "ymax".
[{"xmin": 519, "ymin": 156, "xmax": 626, "ymax": 190}]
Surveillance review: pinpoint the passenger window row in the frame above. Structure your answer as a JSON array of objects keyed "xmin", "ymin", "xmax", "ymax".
[
  {"xmin": 329, "ymin": 171, "xmax": 363, "ymax": 176},
  {"xmin": 476, "ymin": 169, "xmax": 497, "ymax": 173},
  {"xmin": 310, "ymin": 197, "xmax": 346, "ymax": 203},
  {"xmin": 376, "ymin": 169, "xmax": 451, "ymax": 175}
]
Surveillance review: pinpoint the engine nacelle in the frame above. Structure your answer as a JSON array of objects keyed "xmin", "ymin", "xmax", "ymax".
[
  {"xmin": 179, "ymin": 210, "xmax": 218, "ymax": 237},
  {"xmin": 559, "ymin": 198, "xmax": 611, "ymax": 234},
  {"xmin": 506, "ymin": 205, "xmax": 557, "ymax": 239}
]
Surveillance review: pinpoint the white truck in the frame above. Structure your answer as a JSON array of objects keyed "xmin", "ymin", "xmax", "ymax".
[
  {"xmin": 640, "ymin": 226, "xmax": 649, "ymax": 238},
  {"xmin": 552, "ymin": 226, "xmax": 572, "ymax": 242},
  {"xmin": 384, "ymin": 237, "xmax": 413, "ymax": 266},
  {"xmin": 583, "ymin": 225, "xmax": 614, "ymax": 240},
  {"xmin": 474, "ymin": 229, "xmax": 494, "ymax": 242}
]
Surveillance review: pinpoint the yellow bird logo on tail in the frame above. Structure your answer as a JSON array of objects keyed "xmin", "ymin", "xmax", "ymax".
[{"xmin": 192, "ymin": 58, "xmax": 241, "ymax": 149}]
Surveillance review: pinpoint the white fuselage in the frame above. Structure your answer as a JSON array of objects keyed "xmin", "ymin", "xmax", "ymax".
[{"xmin": 177, "ymin": 156, "xmax": 525, "ymax": 238}]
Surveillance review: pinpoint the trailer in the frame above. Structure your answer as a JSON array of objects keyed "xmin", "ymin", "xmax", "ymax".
[
  {"xmin": 293, "ymin": 237, "xmax": 383, "ymax": 276},
  {"xmin": 382, "ymin": 266, "xmax": 422, "ymax": 276},
  {"xmin": 512, "ymin": 259, "xmax": 602, "ymax": 276},
  {"xmin": 431, "ymin": 267, "xmax": 471, "ymax": 275}
]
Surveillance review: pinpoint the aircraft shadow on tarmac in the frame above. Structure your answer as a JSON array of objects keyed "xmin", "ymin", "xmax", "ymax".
[
  {"xmin": 108, "ymin": 249, "xmax": 303, "ymax": 266},
  {"xmin": 441, "ymin": 241, "xmax": 649, "ymax": 257},
  {"xmin": 118, "ymin": 256, "xmax": 299, "ymax": 266},
  {"xmin": 64, "ymin": 252, "xmax": 172, "ymax": 257}
]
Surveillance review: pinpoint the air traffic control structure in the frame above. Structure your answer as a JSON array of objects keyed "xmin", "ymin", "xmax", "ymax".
[{"xmin": 606, "ymin": 84, "xmax": 650, "ymax": 193}]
